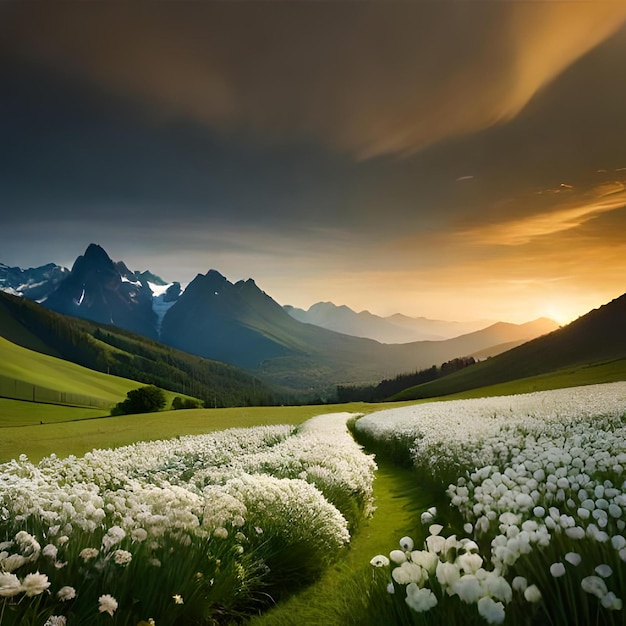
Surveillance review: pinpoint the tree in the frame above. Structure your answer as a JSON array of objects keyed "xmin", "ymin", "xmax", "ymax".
[
  {"xmin": 111, "ymin": 385, "xmax": 167, "ymax": 415},
  {"xmin": 172, "ymin": 396, "xmax": 203, "ymax": 410}
]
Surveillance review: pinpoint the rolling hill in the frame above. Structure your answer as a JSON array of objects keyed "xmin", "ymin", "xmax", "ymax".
[
  {"xmin": 0, "ymin": 290, "xmax": 277, "ymax": 407},
  {"xmin": 0, "ymin": 334, "xmax": 145, "ymax": 410},
  {"xmin": 393, "ymin": 292, "xmax": 626, "ymax": 400}
]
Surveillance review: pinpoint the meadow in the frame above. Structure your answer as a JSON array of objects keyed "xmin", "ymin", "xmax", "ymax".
[
  {"xmin": 2, "ymin": 382, "xmax": 626, "ymax": 625},
  {"xmin": 356, "ymin": 382, "xmax": 626, "ymax": 625},
  {"xmin": 0, "ymin": 413, "xmax": 376, "ymax": 625}
]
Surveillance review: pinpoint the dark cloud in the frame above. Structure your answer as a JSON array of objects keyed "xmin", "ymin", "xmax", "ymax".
[
  {"xmin": 2, "ymin": 1, "xmax": 626, "ymax": 322},
  {"xmin": 3, "ymin": 1, "xmax": 625, "ymax": 158}
]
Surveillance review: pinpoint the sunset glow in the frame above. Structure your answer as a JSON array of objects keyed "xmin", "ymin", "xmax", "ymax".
[{"xmin": 2, "ymin": 2, "xmax": 626, "ymax": 324}]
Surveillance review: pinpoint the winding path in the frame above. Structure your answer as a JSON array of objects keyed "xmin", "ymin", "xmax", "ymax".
[{"xmin": 247, "ymin": 458, "xmax": 435, "ymax": 625}]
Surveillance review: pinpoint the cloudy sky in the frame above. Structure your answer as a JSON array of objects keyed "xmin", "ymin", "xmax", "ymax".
[{"xmin": 2, "ymin": 1, "xmax": 626, "ymax": 324}]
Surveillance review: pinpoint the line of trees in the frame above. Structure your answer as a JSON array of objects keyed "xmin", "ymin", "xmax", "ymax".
[{"xmin": 336, "ymin": 356, "xmax": 477, "ymax": 403}]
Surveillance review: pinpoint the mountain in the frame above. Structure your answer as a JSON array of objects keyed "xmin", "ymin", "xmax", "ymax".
[
  {"xmin": 0, "ymin": 261, "xmax": 69, "ymax": 301},
  {"xmin": 1, "ymin": 244, "xmax": 558, "ymax": 395},
  {"xmin": 42, "ymin": 244, "xmax": 159, "ymax": 339},
  {"xmin": 393, "ymin": 292, "xmax": 626, "ymax": 400},
  {"xmin": 161, "ymin": 269, "xmax": 557, "ymax": 392},
  {"xmin": 286, "ymin": 301, "xmax": 492, "ymax": 342},
  {"xmin": 0, "ymin": 289, "xmax": 276, "ymax": 407}
]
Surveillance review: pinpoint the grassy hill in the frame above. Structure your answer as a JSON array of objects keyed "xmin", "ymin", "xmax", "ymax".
[
  {"xmin": 0, "ymin": 335, "xmax": 139, "ymax": 405},
  {"xmin": 0, "ymin": 335, "xmax": 205, "ymax": 426},
  {"xmin": 393, "ymin": 292, "xmax": 626, "ymax": 400},
  {"xmin": 0, "ymin": 291, "xmax": 278, "ymax": 407}
]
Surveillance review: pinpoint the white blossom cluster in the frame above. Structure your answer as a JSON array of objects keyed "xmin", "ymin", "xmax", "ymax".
[
  {"xmin": 0, "ymin": 412, "xmax": 374, "ymax": 623},
  {"xmin": 371, "ymin": 522, "xmax": 542, "ymax": 624},
  {"xmin": 361, "ymin": 383, "xmax": 626, "ymax": 623}
]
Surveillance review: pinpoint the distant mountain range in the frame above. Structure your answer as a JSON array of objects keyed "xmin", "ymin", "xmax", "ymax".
[
  {"xmin": 0, "ymin": 244, "xmax": 559, "ymax": 394},
  {"xmin": 393, "ymin": 292, "xmax": 626, "ymax": 401},
  {"xmin": 285, "ymin": 302, "xmax": 492, "ymax": 343}
]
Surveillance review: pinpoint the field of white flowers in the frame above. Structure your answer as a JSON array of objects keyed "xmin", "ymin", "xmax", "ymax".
[
  {"xmin": 357, "ymin": 382, "xmax": 626, "ymax": 625},
  {"xmin": 0, "ymin": 412, "xmax": 376, "ymax": 625}
]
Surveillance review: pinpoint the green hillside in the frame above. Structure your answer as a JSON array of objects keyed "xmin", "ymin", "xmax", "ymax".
[
  {"xmin": 393, "ymin": 293, "xmax": 626, "ymax": 401},
  {"xmin": 0, "ymin": 335, "xmax": 140, "ymax": 404},
  {"xmin": 0, "ymin": 335, "xmax": 200, "ymax": 425},
  {"xmin": 0, "ymin": 291, "xmax": 278, "ymax": 407}
]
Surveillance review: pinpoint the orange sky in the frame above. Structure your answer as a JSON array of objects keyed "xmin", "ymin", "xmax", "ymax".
[{"xmin": 2, "ymin": 1, "xmax": 626, "ymax": 324}]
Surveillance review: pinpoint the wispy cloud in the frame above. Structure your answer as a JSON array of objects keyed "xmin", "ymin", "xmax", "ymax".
[
  {"xmin": 463, "ymin": 182, "xmax": 626, "ymax": 246},
  {"xmin": 4, "ymin": 2, "xmax": 626, "ymax": 159}
]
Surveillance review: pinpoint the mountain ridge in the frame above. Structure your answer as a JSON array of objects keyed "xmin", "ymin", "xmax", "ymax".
[
  {"xmin": 286, "ymin": 301, "xmax": 493, "ymax": 343},
  {"xmin": 393, "ymin": 292, "xmax": 626, "ymax": 400},
  {"xmin": 0, "ymin": 244, "xmax": 559, "ymax": 394}
]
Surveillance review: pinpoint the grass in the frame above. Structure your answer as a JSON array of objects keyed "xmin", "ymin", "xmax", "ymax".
[
  {"xmin": 245, "ymin": 459, "xmax": 438, "ymax": 626},
  {"xmin": 0, "ymin": 401, "xmax": 416, "ymax": 463},
  {"xmin": 393, "ymin": 358, "xmax": 626, "ymax": 402},
  {"xmin": 0, "ymin": 335, "xmax": 141, "ymax": 404},
  {"xmin": 0, "ymin": 398, "xmax": 107, "ymax": 427}
]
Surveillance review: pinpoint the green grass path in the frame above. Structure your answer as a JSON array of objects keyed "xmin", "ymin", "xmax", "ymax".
[{"xmin": 247, "ymin": 459, "xmax": 435, "ymax": 626}]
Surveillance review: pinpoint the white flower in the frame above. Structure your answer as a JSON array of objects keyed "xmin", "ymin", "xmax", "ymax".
[
  {"xmin": 370, "ymin": 554, "xmax": 390, "ymax": 567},
  {"xmin": 0, "ymin": 554, "xmax": 26, "ymax": 572},
  {"xmin": 173, "ymin": 594, "xmax": 184, "ymax": 604},
  {"xmin": 550, "ymin": 563, "xmax": 566, "ymax": 578},
  {"xmin": 42, "ymin": 543, "xmax": 58, "ymax": 560},
  {"xmin": 436, "ymin": 561, "xmax": 461, "ymax": 587},
  {"xmin": 392, "ymin": 562, "xmax": 426, "ymax": 585},
  {"xmin": 98, "ymin": 594, "xmax": 118, "ymax": 616},
  {"xmin": 601, "ymin": 591, "xmax": 623, "ymax": 610},
  {"xmin": 477, "ymin": 596, "xmax": 506, "ymax": 624},
  {"xmin": 595, "ymin": 564, "xmax": 613, "ymax": 578},
  {"xmin": 389, "ymin": 549, "xmax": 407, "ymax": 564},
  {"xmin": 102, "ymin": 526, "xmax": 125, "ymax": 551},
  {"xmin": 57, "ymin": 585, "xmax": 77, "ymax": 601},
  {"xmin": 484, "ymin": 573, "xmax": 512, "ymax": 604},
  {"xmin": 15, "ymin": 531, "xmax": 40, "ymax": 559},
  {"xmin": 428, "ymin": 524, "xmax": 443, "ymax": 537},
  {"xmin": 581, "ymin": 576, "xmax": 608, "ymax": 599},
  {"xmin": 21, "ymin": 571, "xmax": 51, "ymax": 597},
  {"xmin": 213, "ymin": 527, "xmax": 228, "ymax": 539},
  {"xmin": 387, "ymin": 582, "xmax": 395, "ymax": 594},
  {"xmin": 565, "ymin": 552, "xmax": 581, "ymax": 566},
  {"xmin": 112, "ymin": 549, "xmax": 133, "ymax": 566},
  {"xmin": 524, "ymin": 584, "xmax": 542, "ymax": 603},
  {"xmin": 0, "ymin": 572, "xmax": 22, "ymax": 597},
  {"xmin": 426, "ymin": 534, "xmax": 446, "ymax": 554},
  {"xmin": 79, "ymin": 547, "xmax": 99, "ymax": 562},
  {"xmin": 453, "ymin": 574, "xmax": 483, "ymax": 603},
  {"xmin": 411, "ymin": 550, "xmax": 438, "ymax": 574},
  {"xmin": 400, "ymin": 536, "xmax": 415, "ymax": 551},
  {"xmin": 456, "ymin": 552, "xmax": 483, "ymax": 574},
  {"xmin": 43, "ymin": 617, "xmax": 67, "ymax": 626},
  {"xmin": 512, "ymin": 576, "xmax": 527, "ymax": 592},
  {"xmin": 131, "ymin": 528, "xmax": 148, "ymax": 543},
  {"xmin": 405, "ymin": 583, "xmax": 437, "ymax": 613}
]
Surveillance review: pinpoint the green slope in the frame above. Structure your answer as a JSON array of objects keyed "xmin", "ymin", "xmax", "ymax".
[
  {"xmin": 393, "ymin": 293, "xmax": 626, "ymax": 401},
  {"xmin": 0, "ymin": 335, "xmax": 140, "ymax": 404},
  {"xmin": 0, "ymin": 290, "xmax": 277, "ymax": 407}
]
